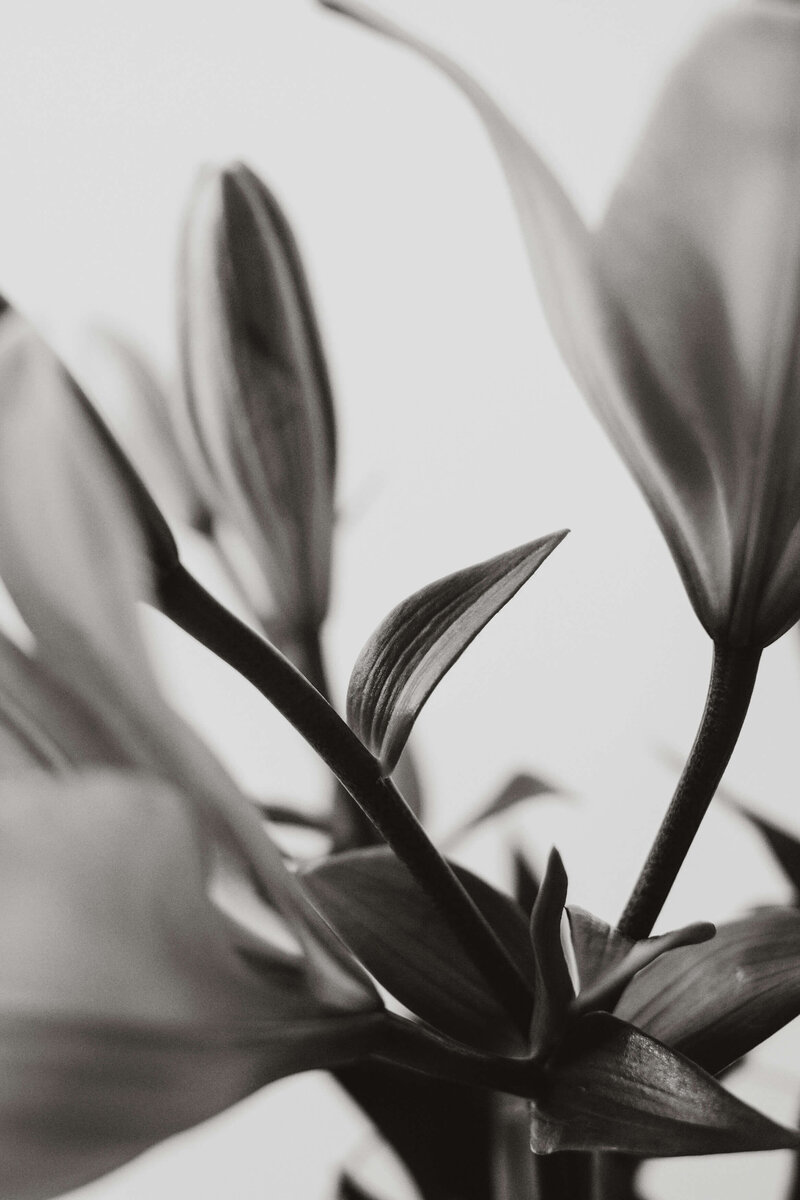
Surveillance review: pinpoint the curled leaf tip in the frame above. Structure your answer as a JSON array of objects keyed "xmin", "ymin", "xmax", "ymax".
[{"xmin": 347, "ymin": 531, "xmax": 567, "ymax": 774}]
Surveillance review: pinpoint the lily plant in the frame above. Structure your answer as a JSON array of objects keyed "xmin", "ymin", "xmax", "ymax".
[{"xmin": 3, "ymin": 3, "xmax": 800, "ymax": 1198}]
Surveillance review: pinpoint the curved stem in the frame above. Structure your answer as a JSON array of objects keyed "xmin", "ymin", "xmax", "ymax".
[
  {"xmin": 158, "ymin": 563, "xmax": 533, "ymax": 1035},
  {"xmin": 618, "ymin": 642, "xmax": 761, "ymax": 940},
  {"xmin": 298, "ymin": 628, "xmax": 377, "ymax": 849}
]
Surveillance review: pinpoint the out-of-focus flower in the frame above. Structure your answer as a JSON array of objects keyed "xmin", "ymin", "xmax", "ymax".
[
  {"xmin": 0, "ymin": 313, "xmax": 381, "ymax": 1198},
  {"xmin": 176, "ymin": 161, "xmax": 337, "ymax": 644},
  {"xmin": 322, "ymin": 1, "xmax": 800, "ymax": 650}
]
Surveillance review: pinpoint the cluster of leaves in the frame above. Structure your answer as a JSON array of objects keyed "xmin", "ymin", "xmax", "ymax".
[{"xmin": 3, "ymin": 2, "xmax": 800, "ymax": 1199}]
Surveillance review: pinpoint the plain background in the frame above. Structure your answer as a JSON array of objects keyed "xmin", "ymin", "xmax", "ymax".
[{"xmin": 3, "ymin": 1, "xmax": 800, "ymax": 1196}]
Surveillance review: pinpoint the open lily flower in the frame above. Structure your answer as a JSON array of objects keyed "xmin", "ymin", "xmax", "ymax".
[
  {"xmin": 0, "ymin": 309, "xmax": 381, "ymax": 1198},
  {"xmin": 321, "ymin": 0, "xmax": 800, "ymax": 651}
]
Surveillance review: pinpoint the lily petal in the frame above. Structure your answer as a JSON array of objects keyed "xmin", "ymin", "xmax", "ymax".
[{"xmin": 0, "ymin": 771, "xmax": 382, "ymax": 1200}]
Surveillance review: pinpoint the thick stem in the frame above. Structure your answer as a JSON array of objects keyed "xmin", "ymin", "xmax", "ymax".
[
  {"xmin": 158, "ymin": 563, "xmax": 533, "ymax": 1034},
  {"xmin": 618, "ymin": 642, "xmax": 761, "ymax": 940}
]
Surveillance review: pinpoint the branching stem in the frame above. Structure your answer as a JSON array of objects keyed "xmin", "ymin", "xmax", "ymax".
[{"xmin": 158, "ymin": 563, "xmax": 533, "ymax": 1035}]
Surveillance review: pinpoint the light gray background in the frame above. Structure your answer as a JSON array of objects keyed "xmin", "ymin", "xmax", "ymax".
[{"xmin": 2, "ymin": 2, "xmax": 798, "ymax": 1196}]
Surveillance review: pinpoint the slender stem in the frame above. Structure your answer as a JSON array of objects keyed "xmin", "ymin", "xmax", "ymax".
[
  {"xmin": 298, "ymin": 628, "xmax": 377, "ymax": 849},
  {"xmin": 618, "ymin": 642, "xmax": 761, "ymax": 940},
  {"xmin": 158, "ymin": 563, "xmax": 533, "ymax": 1034},
  {"xmin": 371, "ymin": 1014, "xmax": 541, "ymax": 1098}
]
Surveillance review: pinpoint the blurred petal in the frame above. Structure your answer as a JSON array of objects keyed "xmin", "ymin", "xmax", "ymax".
[
  {"xmin": 347, "ymin": 533, "xmax": 566, "ymax": 775},
  {"xmin": 0, "ymin": 313, "xmax": 376, "ymax": 1014},
  {"xmin": 0, "ymin": 771, "xmax": 382, "ymax": 1200},
  {"xmin": 530, "ymin": 1013, "xmax": 799, "ymax": 1156},
  {"xmin": 0, "ymin": 631, "xmax": 127, "ymax": 773},
  {"xmin": 615, "ymin": 906, "xmax": 800, "ymax": 1075},
  {"xmin": 177, "ymin": 161, "xmax": 336, "ymax": 632}
]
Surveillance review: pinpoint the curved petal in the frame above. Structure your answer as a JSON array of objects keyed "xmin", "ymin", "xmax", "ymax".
[
  {"xmin": 0, "ymin": 317, "xmax": 376, "ymax": 1014},
  {"xmin": 596, "ymin": 5, "xmax": 800, "ymax": 646},
  {"xmin": 0, "ymin": 771, "xmax": 382, "ymax": 1200}
]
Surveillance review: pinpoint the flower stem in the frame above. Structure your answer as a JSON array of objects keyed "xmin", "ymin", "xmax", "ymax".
[
  {"xmin": 618, "ymin": 642, "xmax": 761, "ymax": 940},
  {"xmin": 158, "ymin": 563, "xmax": 533, "ymax": 1035}
]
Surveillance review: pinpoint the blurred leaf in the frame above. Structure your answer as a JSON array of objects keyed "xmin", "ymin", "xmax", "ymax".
[
  {"xmin": 177, "ymin": 161, "xmax": 336, "ymax": 633},
  {"xmin": 86, "ymin": 330, "xmax": 211, "ymax": 532},
  {"xmin": 445, "ymin": 771, "xmax": 557, "ymax": 846},
  {"xmin": 302, "ymin": 847, "xmax": 534, "ymax": 1051},
  {"xmin": 615, "ymin": 906, "xmax": 800, "ymax": 1074},
  {"xmin": 337, "ymin": 1062, "xmax": 492, "ymax": 1200},
  {"xmin": 568, "ymin": 909, "xmax": 715, "ymax": 1015},
  {"xmin": 513, "ymin": 849, "xmax": 540, "ymax": 916},
  {"xmin": 257, "ymin": 803, "xmax": 332, "ymax": 834},
  {"xmin": 347, "ymin": 532, "xmax": 567, "ymax": 775},
  {"xmin": 531, "ymin": 1013, "xmax": 800, "ymax": 1156},
  {"xmin": 729, "ymin": 798, "xmax": 800, "ymax": 899},
  {"xmin": 337, "ymin": 1174, "xmax": 382, "ymax": 1200},
  {"xmin": 529, "ymin": 850, "xmax": 574, "ymax": 1060}
]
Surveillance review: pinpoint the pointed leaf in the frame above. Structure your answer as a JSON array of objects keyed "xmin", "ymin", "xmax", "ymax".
[
  {"xmin": 302, "ymin": 847, "xmax": 534, "ymax": 1051},
  {"xmin": 615, "ymin": 906, "xmax": 800, "ymax": 1075},
  {"xmin": 347, "ymin": 532, "xmax": 566, "ymax": 774},
  {"xmin": 569, "ymin": 909, "xmax": 715, "ymax": 1016},
  {"xmin": 529, "ymin": 849, "xmax": 574, "ymax": 1060},
  {"xmin": 531, "ymin": 1013, "xmax": 800, "ymax": 1156},
  {"xmin": 729, "ymin": 798, "xmax": 800, "ymax": 898}
]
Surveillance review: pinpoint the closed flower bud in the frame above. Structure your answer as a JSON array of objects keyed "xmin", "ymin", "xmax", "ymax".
[{"xmin": 176, "ymin": 161, "xmax": 337, "ymax": 638}]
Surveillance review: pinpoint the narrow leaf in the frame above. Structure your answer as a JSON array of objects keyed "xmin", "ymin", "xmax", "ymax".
[
  {"xmin": 615, "ymin": 906, "xmax": 800, "ymax": 1075},
  {"xmin": 569, "ymin": 909, "xmax": 715, "ymax": 1016},
  {"xmin": 302, "ymin": 847, "xmax": 534, "ymax": 1051},
  {"xmin": 729, "ymin": 798, "xmax": 800, "ymax": 898},
  {"xmin": 529, "ymin": 849, "xmax": 574, "ymax": 1060},
  {"xmin": 347, "ymin": 532, "xmax": 566, "ymax": 774},
  {"xmin": 531, "ymin": 1013, "xmax": 800, "ymax": 1156}
]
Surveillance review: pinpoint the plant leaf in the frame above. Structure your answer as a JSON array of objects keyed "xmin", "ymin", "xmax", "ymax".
[
  {"xmin": 302, "ymin": 847, "xmax": 534, "ymax": 1051},
  {"xmin": 528, "ymin": 849, "xmax": 574, "ymax": 1060},
  {"xmin": 347, "ymin": 532, "xmax": 566, "ymax": 774},
  {"xmin": 729, "ymin": 798, "xmax": 800, "ymax": 898},
  {"xmin": 530, "ymin": 1013, "xmax": 800, "ymax": 1156},
  {"xmin": 568, "ymin": 908, "xmax": 715, "ymax": 1016},
  {"xmin": 615, "ymin": 906, "xmax": 800, "ymax": 1075}
]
